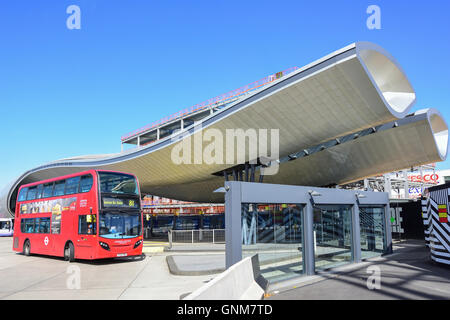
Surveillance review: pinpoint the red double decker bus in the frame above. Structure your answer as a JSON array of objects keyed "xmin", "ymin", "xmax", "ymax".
[{"xmin": 12, "ymin": 170, "xmax": 143, "ymax": 261}]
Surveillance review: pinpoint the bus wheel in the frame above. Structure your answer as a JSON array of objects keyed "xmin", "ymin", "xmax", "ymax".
[
  {"xmin": 23, "ymin": 240, "xmax": 31, "ymax": 256},
  {"xmin": 64, "ymin": 242, "xmax": 75, "ymax": 262}
]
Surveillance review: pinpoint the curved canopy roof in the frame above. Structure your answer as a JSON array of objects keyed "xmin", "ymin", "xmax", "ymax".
[{"xmin": 1, "ymin": 42, "xmax": 446, "ymax": 218}]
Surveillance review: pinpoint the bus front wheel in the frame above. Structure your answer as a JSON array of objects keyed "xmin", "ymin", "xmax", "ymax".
[
  {"xmin": 23, "ymin": 240, "xmax": 31, "ymax": 256},
  {"xmin": 64, "ymin": 242, "xmax": 75, "ymax": 262}
]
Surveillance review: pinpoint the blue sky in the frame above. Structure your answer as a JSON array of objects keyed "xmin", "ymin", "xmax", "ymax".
[{"xmin": 0, "ymin": 0, "xmax": 449, "ymax": 188}]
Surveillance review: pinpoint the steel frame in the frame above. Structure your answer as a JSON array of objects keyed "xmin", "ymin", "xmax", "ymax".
[{"xmin": 224, "ymin": 181, "xmax": 391, "ymax": 276}]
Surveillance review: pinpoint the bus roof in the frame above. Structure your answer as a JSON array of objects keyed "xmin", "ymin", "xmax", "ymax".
[{"xmin": 18, "ymin": 169, "xmax": 138, "ymax": 191}]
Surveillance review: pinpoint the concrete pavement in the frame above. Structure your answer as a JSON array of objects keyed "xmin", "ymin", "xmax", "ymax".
[
  {"xmin": 267, "ymin": 240, "xmax": 450, "ymax": 300},
  {"xmin": 0, "ymin": 237, "xmax": 216, "ymax": 300},
  {"xmin": 3, "ymin": 236, "xmax": 450, "ymax": 300}
]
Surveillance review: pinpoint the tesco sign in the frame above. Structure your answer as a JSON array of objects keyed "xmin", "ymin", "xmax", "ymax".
[{"xmin": 408, "ymin": 174, "xmax": 439, "ymax": 183}]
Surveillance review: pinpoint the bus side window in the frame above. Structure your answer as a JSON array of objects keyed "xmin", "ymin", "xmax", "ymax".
[
  {"xmin": 65, "ymin": 177, "xmax": 81, "ymax": 195},
  {"xmin": 24, "ymin": 219, "xmax": 34, "ymax": 233},
  {"xmin": 53, "ymin": 180, "xmax": 66, "ymax": 197},
  {"xmin": 34, "ymin": 218, "xmax": 40, "ymax": 233},
  {"xmin": 36, "ymin": 184, "xmax": 44, "ymax": 199},
  {"xmin": 18, "ymin": 188, "xmax": 28, "ymax": 202},
  {"xmin": 79, "ymin": 175, "xmax": 93, "ymax": 193},
  {"xmin": 39, "ymin": 218, "xmax": 50, "ymax": 233},
  {"xmin": 26, "ymin": 186, "xmax": 37, "ymax": 201},
  {"xmin": 78, "ymin": 215, "xmax": 97, "ymax": 235},
  {"xmin": 43, "ymin": 183, "xmax": 54, "ymax": 198}
]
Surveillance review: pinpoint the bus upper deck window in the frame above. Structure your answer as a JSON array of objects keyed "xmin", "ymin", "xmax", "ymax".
[
  {"xmin": 26, "ymin": 186, "xmax": 37, "ymax": 201},
  {"xmin": 18, "ymin": 188, "xmax": 28, "ymax": 202},
  {"xmin": 36, "ymin": 185, "xmax": 43, "ymax": 199},
  {"xmin": 65, "ymin": 177, "xmax": 81, "ymax": 195},
  {"xmin": 43, "ymin": 183, "xmax": 54, "ymax": 198},
  {"xmin": 79, "ymin": 175, "xmax": 93, "ymax": 193},
  {"xmin": 53, "ymin": 180, "xmax": 65, "ymax": 197}
]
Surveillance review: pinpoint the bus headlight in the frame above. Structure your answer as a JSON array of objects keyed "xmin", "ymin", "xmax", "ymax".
[
  {"xmin": 99, "ymin": 241, "xmax": 110, "ymax": 251},
  {"xmin": 134, "ymin": 239, "xmax": 143, "ymax": 249}
]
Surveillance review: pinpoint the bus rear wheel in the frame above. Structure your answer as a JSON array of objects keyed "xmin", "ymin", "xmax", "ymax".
[
  {"xmin": 23, "ymin": 240, "xmax": 31, "ymax": 256},
  {"xmin": 64, "ymin": 242, "xmax": 75, "ymax": 262}
]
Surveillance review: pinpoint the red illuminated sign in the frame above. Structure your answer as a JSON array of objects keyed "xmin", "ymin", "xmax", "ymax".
[{"xmin": 408, "ymin": 174, "xmax": 439, "ymax": 183}]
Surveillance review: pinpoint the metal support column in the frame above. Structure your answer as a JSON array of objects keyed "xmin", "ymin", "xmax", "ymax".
[
  {"xmin": 233, "ymin": 169, "xmax": 238, "ymax": 181},
  {"xmin": 225, "ymin": 181, "xmax": 242, "ymax": 269},
  {"xmin": 304, "ymin": 199, "xmax": 315, "ymax": 276},
  {"xmin": 352, "ymin": 199, "xmax": 362, "ymax": 263}
]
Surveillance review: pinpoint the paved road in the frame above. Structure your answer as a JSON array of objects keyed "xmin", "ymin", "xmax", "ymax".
[
  {"xmin": 0, "ymin": 237, "xmax": 215, "ymax": 300},
  {"xmin": 3, "ymin": 236, "xmax": 449, "ymax": 300},
  {"xmin": 267, "ymin": 240, "xmax": 450, "ymax": 300}
]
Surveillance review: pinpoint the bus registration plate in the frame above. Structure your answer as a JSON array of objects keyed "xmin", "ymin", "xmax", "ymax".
[{"xmin": 117, "ymin": 253, "xmax": 128, "ymax": 257}]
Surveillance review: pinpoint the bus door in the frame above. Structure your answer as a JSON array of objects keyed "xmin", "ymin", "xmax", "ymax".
[
  {"xmin": 75, "ymin": 214, "xmax": 97, "ymax": 259},
  {"xmin": 39, "ymin": 217, "xmax": 52, "ymax": 254}
]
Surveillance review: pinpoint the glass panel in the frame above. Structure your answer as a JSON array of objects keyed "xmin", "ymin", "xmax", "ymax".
[
  {"xmin": 175, "ymin": 215, "xmax": 200, "ymax": 230},
  {"xmin": 99, "ymin": 172, "xmax": 138, "ymax": 195},
  {"xmin": 18, "ymin": 187, "xmax": 28, "ymax": 202},
  {"xmin": 148, "ymin": 215, "xmax": 173, "ymax": 238},
  {"xmin": 313, "ymin": 204, "xmax": 353, "ymax": 271},
  {"xmin": 53, "ymin": 180, "xmax": 65, "ymax": 197},
  {"xmin": 78, "ymin": 215, "xmax": 97, "ymax": 235},
  {"xmin": 359, "ymin": 206, "xmax": 387, "ymax": 259},
  {"xmin": 24, "ymin": 218, "xmax": 35, "ymax": 233},
  {"xmin": 99, "ymin": 211, "xmax": 141, "ymax": 239},
  {"xmin": 79, "ymin": 175, "xmax": 93, "ymax": 193},
  {"xmin": 0, "ymin": 220, "xmax": 11, "ymax": 230},
  {"xmin": 242, "ymin": 203, "xmax": 303, "ymax": 283},
  {"xmin": 65, "ymin": 177, "xmax": 80, "ymax": 195},
  {"xmin": 42, "ymin": 183, "xmax": 54, "ymax": 198},
  {"xmin": 39, "ymin": 218, "xmax": 50, "ymax": 234},
  {"xmin": 26, "ymin": 186, "xmax": 37, "ymax": 201},
  {"xmin": 36, "ymin": 185, "xmax": 43, "ymax": 199},
  {"xmin": 202, "ymin": 215, "xmax": 225, "ymax": 229}
]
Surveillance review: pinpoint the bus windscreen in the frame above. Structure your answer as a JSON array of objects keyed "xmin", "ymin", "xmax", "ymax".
[
  {"xmin": 99, "ymin": 211, "xmax": 141, "ymax": 239},
  {"xmin": 99, "ymin": 172, "xmax": 138, "ymax": 195}
]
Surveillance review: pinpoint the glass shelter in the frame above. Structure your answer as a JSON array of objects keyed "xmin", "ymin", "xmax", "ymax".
[{"xmin": 224, "ymin": 182, "xmax": 392, "ymax": 284}]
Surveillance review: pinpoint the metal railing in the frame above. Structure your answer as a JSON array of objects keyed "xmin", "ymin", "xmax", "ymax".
[{"xmin": 168, "ymin": 229, "xmax": 225, "ymax": 247}]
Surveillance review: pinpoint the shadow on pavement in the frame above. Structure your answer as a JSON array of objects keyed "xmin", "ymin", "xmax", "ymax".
[{"xmin": 268, "ymin": 240, "xmax": 450, "ymax": 300}]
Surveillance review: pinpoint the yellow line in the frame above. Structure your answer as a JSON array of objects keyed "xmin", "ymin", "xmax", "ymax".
[{"xmin": 144, "ymin": 241, "xmax": 169, "ymax": 246}]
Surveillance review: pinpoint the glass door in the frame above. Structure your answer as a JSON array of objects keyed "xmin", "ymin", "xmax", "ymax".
[
  {"xmin": 359, "ymin": 206, "xmax": 387, "ymax": 259},
  {"xmin": 313, "ymin": 204, "xmax": 353, "ymax": 271}
]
